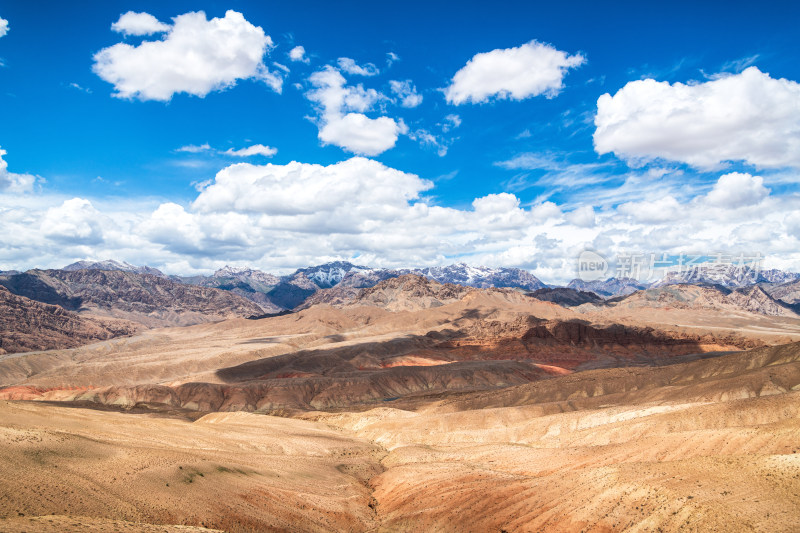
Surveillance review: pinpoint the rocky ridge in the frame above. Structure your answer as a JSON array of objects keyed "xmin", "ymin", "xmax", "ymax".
[
  {"xmin": 0, "ymin": 286, "xmax": 137, "ymax": 355},
  {"xmin": 567, "ymin": 277, "xmax": 649, "ymax": 298},
  {"xmin": 0, "ymin": 269, "xmax": 263, "ymax": 327}
]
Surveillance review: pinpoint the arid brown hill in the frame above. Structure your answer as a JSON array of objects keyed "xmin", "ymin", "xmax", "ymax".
[
  {"xmin": 0, "ymin": 286, "xmax": 137, "ymax": 355},
  {"xmin": 530, "ymin": 287, "xmax": 604, "ymax": 307},
  {"xmin": 0, "ymin": 269, "xmax": 263, "ymax": 327},
  {"xmin": 302, "ymin": 273, "xmax": 471, "ymax": 311},
  {"xmin": 605, "ymin": 283, "xmax": 799, "ymax": 317},
  {"xmin": 0, "ymin": 342, "xmax": 798, "ymax": 531},
  {"xmin": 766, "ymin": 278, "xmax": 800, "ymax": 306}
]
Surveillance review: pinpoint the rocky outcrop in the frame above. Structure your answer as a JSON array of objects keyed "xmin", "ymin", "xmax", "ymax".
[
  {"xmin": 0, "ymin": 286, "xmax": 137, "ymax": 354},
  {"xmin": 726, "ymin": 285, "xmax": 798, "ymax": 317},
  {"xmin": 651, "ymin": 264, "xmax": 799, "ymax": 289},
  {"xmin": 299, "ymin": 274, "xmax": 473, "ymax": 311},
  {"xmin": 346, "ymin": 274, "xmax": 471, "ymax": 311},
  {"xmin": 610, "ymin": 283, "xmax": 798, "ymax": 317},
  {"xmin": 414, "ymin": 263, "xmax": 547, "ymax": 291},
  {"xmin": 177, "ymin": 266, "xmax": 283, "ymax": 313},
  {"xmin": 62, "ymin": 259, "xmax": 167, "ymax": 278},
  {"xmin": 530, "ymin": 287, "xmax": 604, "ymax": 307},
  {"xmin": 0, "ymin": 269, "xmax": 263, "ymax": 327},
  {"xmin": 764, "ymin": 278, "xmax": 800, "ymax": 306},
  {"xmin": 566, "ymin": 277, "xmax": 649, "ymax": 298}
]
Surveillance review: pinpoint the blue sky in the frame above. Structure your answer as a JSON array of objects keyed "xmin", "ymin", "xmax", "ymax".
[{"xmin": 0, "ymin": 1, "xmax": 799, "ymax": 282}]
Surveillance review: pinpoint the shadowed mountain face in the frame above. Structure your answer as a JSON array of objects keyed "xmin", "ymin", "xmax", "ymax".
[
  {"xmin": 0, "ymin": 286, "xmax": 138, "ymax": 355},
  {"xmin": 530, "ymin": 287, "xmax": 604, "ymax": 306},
  {"xmin": 0, "ymin": 272, "xmax": 84, "ymax": 310},
  {"xmin": 0, "ymin": 269, "xmax": 263, "ymax": 328},
  {"xmin": 766, "ymin": 278, "xmax": 800, "ymax": 306}
]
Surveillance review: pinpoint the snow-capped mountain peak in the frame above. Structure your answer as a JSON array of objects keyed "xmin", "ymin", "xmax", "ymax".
[
  {"xmin": 211, "ymin": 266, "xmax": 281, "ymax": 287},
  {"xmin": 62, "ymin": 259, "xmax": 166, "ymax": 278},
  {"xmin": 415, "ymin": 263, "xmax": 546, "ymax": 291},
  {"xmin": 294, "ymin": 261, "xmax": 372, "ymax": 289}
]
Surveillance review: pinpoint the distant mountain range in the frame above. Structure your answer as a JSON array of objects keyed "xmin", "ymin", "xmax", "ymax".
[
  {"xmin": 72, "ymin": 261, "xmax": 549, "ymax": 312},
  {"xmin": 2, "ymin": 258, "xmax": 799, "ymax": 356},
  {"xmin": 63, "ymin": 259, "xmax": 167, "ymax": 278},
  {"xmin": 0, "ymin": 268, "xmax": 263, "ymax": 328},
  {"xmin": 651, "ymin": 263, "xmax": 800, "ymax": 289},
  {"xmin": 2, "ymin": 258, "xmax": 795, "ymax": 315},
  {"xmin": 567, "ymin": 277, "xmax": 648, "ymax": 298}
]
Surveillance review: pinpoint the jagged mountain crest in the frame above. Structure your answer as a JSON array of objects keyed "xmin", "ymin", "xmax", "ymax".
[
  {"xmin": 293, "ymin": 261, "xmax": 372, "ymax": 289},
  {"xmin": 0, "ymin": 268, "xmax": 264, "ymax": 327},
  {"xmin": 62, "ymin": 259, "xmax": 166, "ymax": 278},
  {"xmin": 211, "ymin": 265, "xmax": 281, "ymax": 286},
  {"xmin": 414, "ymin": 262, "xmax": 547, "ymax": 291},
  {"xmin": 652, "ymin": 263, "xmax": 799, "ymax": 289},
  {"xmin": 567, "ymin": 277, "xmax": 650, "ymax": 298},
  {"xmin": 27, "ymin": 258, "xmax": 800, "ymax": 313},
  {"xmin": 608, "ymin": 282, "xmax": 799, "ymax": 318}
]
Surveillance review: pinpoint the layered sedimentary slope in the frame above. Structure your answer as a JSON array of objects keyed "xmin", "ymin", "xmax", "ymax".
[
  {"xmin": 2, "ymin": 276, "xmax": 798, "ymax": 412},
  {"xmin": 0, "ymin": 401, "xmax": 384, "ymax": 532},
  {"xmin": 1, "ymin": 342, "xmax": 799, "ymax": 532},
  {"xmin": 309, "ymin": 342, "xmax": 800, "ymax": 532}
]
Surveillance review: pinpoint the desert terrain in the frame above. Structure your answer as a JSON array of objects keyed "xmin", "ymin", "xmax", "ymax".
[{"xmin": 1, "ymin": 273, "xmax": 800, "ymax": 531}]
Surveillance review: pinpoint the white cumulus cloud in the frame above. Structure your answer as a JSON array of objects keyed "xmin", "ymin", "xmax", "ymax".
[
  {"xmin": 389, "ymin": 79, "xmax": 423, "ymax": 108},
  {"xmin": 306, "ymin": 67, "xmax": 405, "ymax": 156},
  {"xmin": 223, "ymin": 144, "xmax": 278, "ymax": 157},
  {"xmin": 318, "ymin": 114, "xmax": 406, "ymax": 156},
  {"xmin": 93, "ymin": 10, "xmax": 281, "ymax": 101},
  {"xmin": 594, "ymin": 67, "xmax": 800, "ymax": 169},
  {"xmin": 111, "ymin": 11, "xmax": 170, "ymax": 36},
  {"xmin": 176, "ymin": 143, "xmax": 211, "ymax": 153},
  {"xmin": 193, "ymin": 157, "xmax": 430, "ymax": 219},
  {"xmin": 445, "ymin": 40, "xmax": 585, "ymax": 105},
  {"xmin": 784, "ymin": 212, "xmax": 800, "ymax": 240},
  {"xmin": 0, "ymin": 17, "xmax": 8, "ymax": 38},
  {"xmin": 0, "ymin": 148, "xmax": 37, "ymax": 193},
  {"xmin": 41, "ymin": 198, "xmax": 105, "ymax": 244},
  {"xmin": 337, "ymin": 57, "xmax": 379, "ymax": 76},
  {"xmin": 704, "ymin": 172, "xmax": 770, "ymax": 208},
  {"xmin": 289, "ymin": 45, "xmax": 309, "ymax": 63},
  {"xmin": 567, "ymin": 205, "xmax": 596, "ymax": 228},
  {"xmin": 618, "ymin": 195, "xmax": 682, "ymax": 224},
  {"xmin": 2, "ymin": 157, "xmax": 800, "ymax": 282}
]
